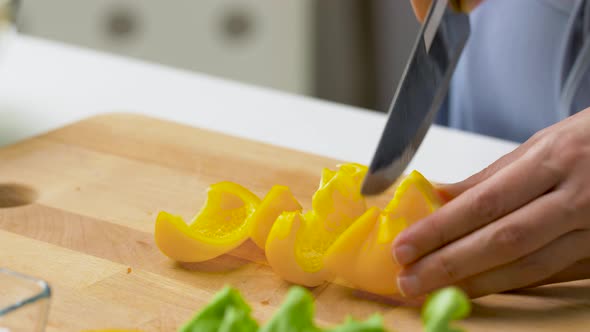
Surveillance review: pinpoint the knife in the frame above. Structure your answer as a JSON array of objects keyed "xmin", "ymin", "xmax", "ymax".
[{"xmin": 361, "ymin": 0, "xmax": 470, "ymax": 195}]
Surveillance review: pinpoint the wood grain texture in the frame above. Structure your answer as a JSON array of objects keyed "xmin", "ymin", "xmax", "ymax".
[{"xmin": 0, "ymin": 113, "xmax": 588, "ymax": 331}]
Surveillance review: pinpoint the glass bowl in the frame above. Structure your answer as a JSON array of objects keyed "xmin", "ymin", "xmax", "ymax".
[{"xmin": 0, "ymin": 268, "xmax": 51, "ymax": 332}]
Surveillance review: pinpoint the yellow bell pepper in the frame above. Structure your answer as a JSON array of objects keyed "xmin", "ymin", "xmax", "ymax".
[
  {"xmin": 155, "ymin": 182, "xmax": 260, "ymax": 262},
  {"xmin": 265, "ymin": 163, "xmax": 368, "ymax": 287},
  {"xmin": 324, "ymin": 171, "xmax": 446, "ymax": 295},
  {"xmin": 249, "ymin": 185, "xmax": 302, "ymax": 249},
  {"xmin": 265, "ymin": 211, "xmax": 329, "ymax": 286},
  {"xmin": 153, "ymin": 162, "xmax": 448, "ymax": 298}
]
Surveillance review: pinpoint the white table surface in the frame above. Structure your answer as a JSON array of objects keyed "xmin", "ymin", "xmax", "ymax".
[{"xmin": 0, "ymin": 35, "xmax": 519, "ymax": 183}]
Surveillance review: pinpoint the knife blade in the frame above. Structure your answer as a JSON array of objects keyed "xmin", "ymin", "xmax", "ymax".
[{"xmin": 361, "ymin": 0, "xmax": 470, "ymax": 196}]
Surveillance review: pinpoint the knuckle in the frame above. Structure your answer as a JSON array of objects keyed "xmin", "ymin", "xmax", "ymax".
[
  {"xmin": 529, "ymin": 127, "xmax": 549, "ymax": 143},
  {"xmin": 470, "ymin": 189, "xmax": 502, "ymax": 221},
  {"xmin": 548, "ymin": 132, "xmax": 585, "ymax": 172},
  {"xmin": 539, "ymin": 157, "xmax": 566, "ymax": 182},
  {"xmin": 490, "ymin": 225, "xmax": 527, "ymax": 253},
  {"xmin": 555, "ymin": 190, "xmax": 579, "ymax": 229},
  {"xmin": 428, "ymin": 216, "xmax": 449, "ymax": 246},
  {"xmin": 435, "ymin": 253, "xmax": 458, "ymax": 283},
  {"xmin": 561, "ymin": 185, "xmax": 590, "ymax": 229}
]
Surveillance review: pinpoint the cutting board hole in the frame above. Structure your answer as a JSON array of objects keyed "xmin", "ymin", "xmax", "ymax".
[{"xmin": 0, "ymin": 184, "xmax": 37, "ymax": 208}]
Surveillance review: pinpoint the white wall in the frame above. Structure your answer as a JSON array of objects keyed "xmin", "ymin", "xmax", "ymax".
[{"xmin": 18, "ymin": 0, "xmax": 314, "ymax": 95}]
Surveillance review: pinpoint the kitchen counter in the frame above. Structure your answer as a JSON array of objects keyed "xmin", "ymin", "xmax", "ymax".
[{"xmin": 0, "ymin": 35, "xmax": 518, "ymax": 183}]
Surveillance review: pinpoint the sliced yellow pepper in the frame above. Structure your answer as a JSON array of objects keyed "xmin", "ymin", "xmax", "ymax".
[
  {"xmin": 249, "ymin": 185, "xmax": 302, "ymax": 249},
  {"xmin": 265, "ymin": 211, "xmax": 329, "ymax": 287},
  {"xmin": 324, "ymin": 171, "xmax": 446, "ymax": 295},
  {"xmin": 311, "ymin": 163, "xmax": 367, "ymax": 234},
  {"xmin": 265, "ymin": 163, "xmax": 368, "ymax": 287},
  {"xmin": 153, "ymin": 163, "xmax": 449, "ymax": 298},
  {"xmin": 155, "ymin": 182, "xmax": 260, "ymax": 262}
]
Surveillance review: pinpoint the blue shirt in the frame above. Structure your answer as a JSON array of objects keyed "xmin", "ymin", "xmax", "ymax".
[{"xmin": 443, "ymin": 0, "xmax": 590, "ymax": 142}]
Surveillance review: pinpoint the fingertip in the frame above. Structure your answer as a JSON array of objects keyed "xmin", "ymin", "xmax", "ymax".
[
  {"xmin": 392, "ymin": 231, "xmax": 409, "ymax": 264},
  {"xmin": 393, "ymin": 244, "xmax": 418, "ymax": 266},
  {"xmin": 397, "ymin": 274, "xmax": 421, "ymax": 298},
  {"xmin": 392, "ymin": 229, "xmax": 407, "ymax": 247},
  {"xmin": 396, "ymin": 276, "xmax": 407, "ymax": 297}
]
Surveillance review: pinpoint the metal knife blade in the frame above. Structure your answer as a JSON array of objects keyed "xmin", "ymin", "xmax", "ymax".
[{"xmin": 361, "ymin": 0, "xmax": 470, "ymax": 195}]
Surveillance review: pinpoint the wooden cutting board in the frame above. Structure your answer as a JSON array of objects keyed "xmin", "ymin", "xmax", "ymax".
[{"xmin": 0, "ymin": 113, "xmax": 588, "ymax": 331}]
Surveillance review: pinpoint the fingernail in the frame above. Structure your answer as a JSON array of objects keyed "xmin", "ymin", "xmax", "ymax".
[
  {"xmin": 397, "ymin": 274, "xmax": 420, "ymax": 298},
  {"xmin": 393, "ymin": 245, "xmax": 417, "ymax": 265}
]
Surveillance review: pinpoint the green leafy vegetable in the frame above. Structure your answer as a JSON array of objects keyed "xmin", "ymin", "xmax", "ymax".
[
  {"xmin": 180, "ymin": 286, "xmax": 388, "ymax": 332},
  {"xmin": 256, "ymin": 286, "xmax": 387, "ymax": 332},
  {"xmin": 327, "ymin": 315, "xmax": 386, "ymax": 332},
  {"xmin": 178, "ymin": 286, "xmax": 258, "ymax": 332},
  {"xmin": 421, "ymin": 287, "xmax": 471, "ymax": 332},
  {"xmin": 259, "ymin": 286, "xmax": 320, "ymax": 332},
  {"xmin": 179, "ymin": 285, "xmax": 471, "ymax": 332}
]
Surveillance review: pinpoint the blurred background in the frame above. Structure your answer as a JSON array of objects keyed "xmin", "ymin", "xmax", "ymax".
[{"xmin": 16, "ymin": 0, "xmax": 420, "ymax": 113}]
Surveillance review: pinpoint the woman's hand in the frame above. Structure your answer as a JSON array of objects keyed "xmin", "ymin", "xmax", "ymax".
[
  {"xmin": 411, "ymin": 0, "xmax": 483, "ymax": 22},
  {"xmin": 392, "ymin": 107, "xmax": 590, "ymax": 298}
]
